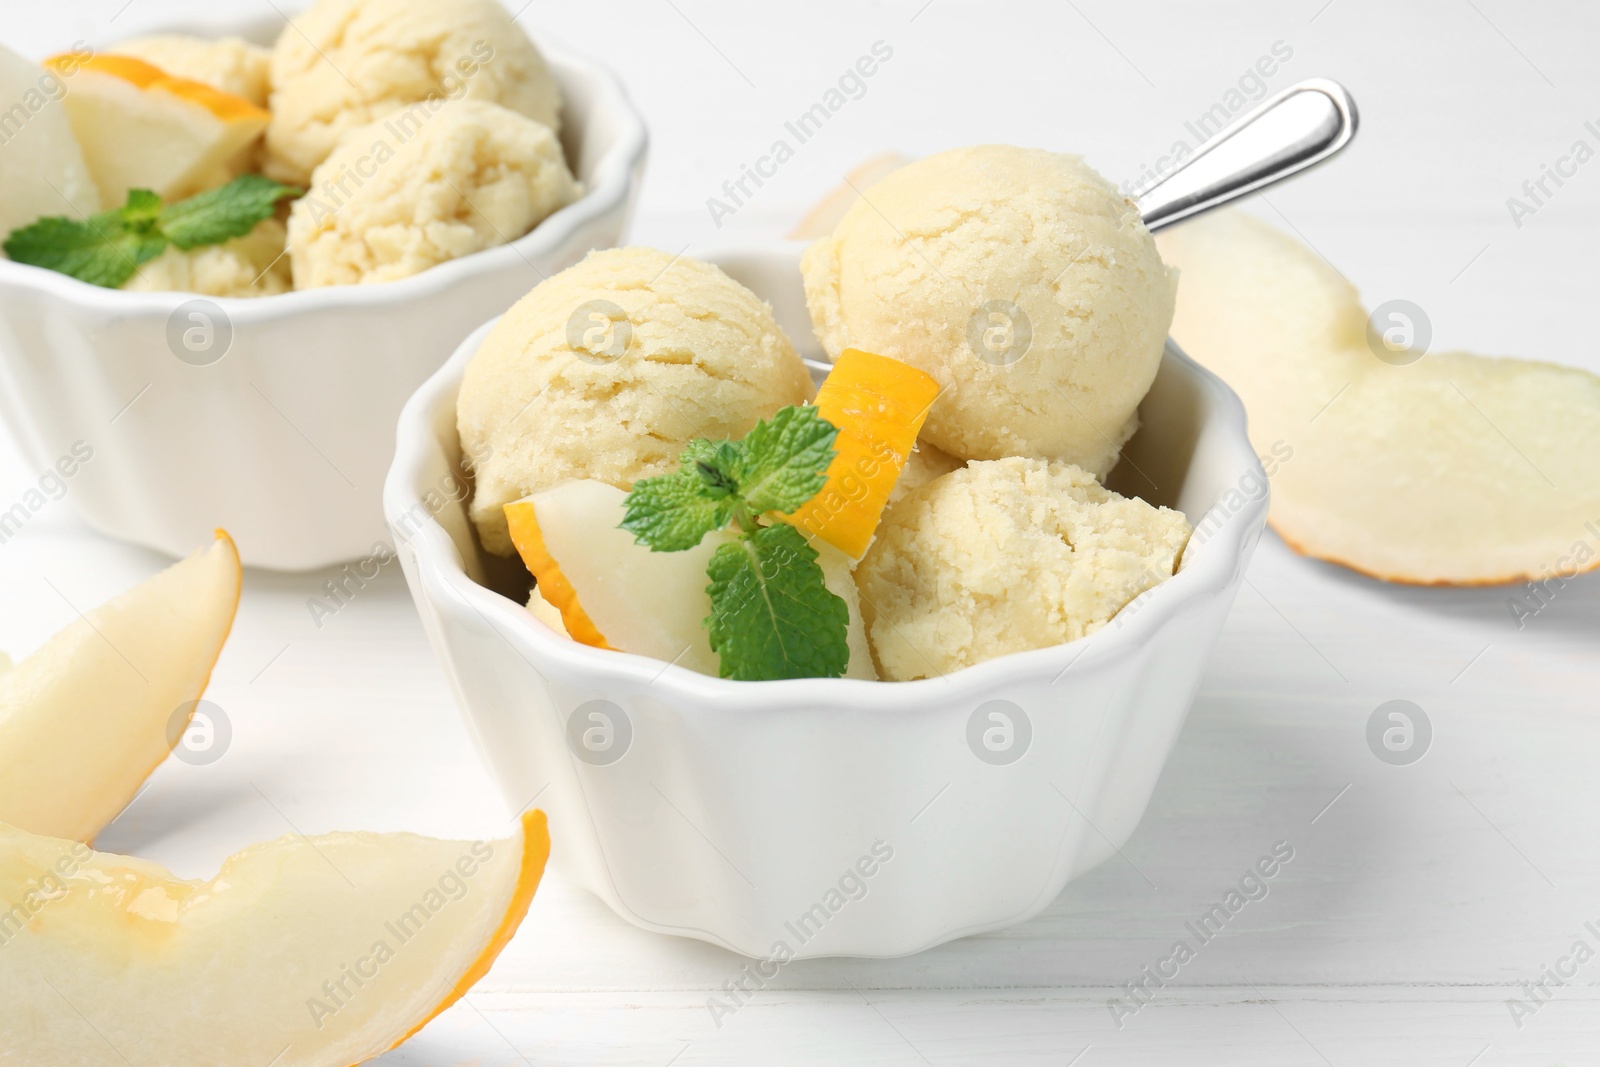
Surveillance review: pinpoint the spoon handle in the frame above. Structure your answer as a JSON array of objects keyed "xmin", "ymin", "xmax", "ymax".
[{"xmin": 1136, "ymin": 78, "xmax": 1359, "ymax": 232}]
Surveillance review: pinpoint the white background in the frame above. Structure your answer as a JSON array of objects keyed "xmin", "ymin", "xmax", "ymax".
[{"xmin": 6, "ymin": 2, "xmax": 1600, "ymax": 1064}]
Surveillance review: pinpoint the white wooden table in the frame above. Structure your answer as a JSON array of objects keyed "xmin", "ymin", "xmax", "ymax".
[{"xmin": 7, "ymin": 2, "xmax": 1600, "ymax": 1064}]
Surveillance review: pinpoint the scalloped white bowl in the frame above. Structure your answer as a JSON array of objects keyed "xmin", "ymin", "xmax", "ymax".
[
  {"xmin": 0, "ymin": 18, "xmax": 646, "ymax": 570},
  {"xmin": 384, "ymin": 242, "xmax": 1269, "ymax": 958}
]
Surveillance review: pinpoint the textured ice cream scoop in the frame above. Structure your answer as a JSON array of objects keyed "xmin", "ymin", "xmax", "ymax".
[
  {"xmin": 856, "ymin": 457, "xmax": 1191, "ymax": 681},
  {"xmin": 110, "ymin": 35, "xmax": 272, "ymax": 106},
  {"xmin": 287, "ymin": 99, "xmax": 579, "ymax": 288},
  {"xmin": 124, "ymin": 218, "xmax": 291, "ymax": 298},
  {"xmin": 264, "ymin": 0, "xmax": 562, "ymax": 185},
  {"xmin": 459, "ymin": 247, "xmax": 814, "ymax": 556},
  {"xmin": 801, "ymin": 145, "xmax": 1177, "ymax": 476}
]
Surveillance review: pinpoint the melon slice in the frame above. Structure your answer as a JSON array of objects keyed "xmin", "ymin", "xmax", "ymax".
[
  {"xmin": 1156, "ymin": 210, "xmax": 1600, "ymax": 585},
  {"xmin": 506, "ymin": 480, "xmax": 732, "ymax": 673},
  {"xmin": 0, "ymin": 810, "xmax": 549, "ymax": 1066},
  {"xmin": 45, "ymin": 53, "xmax": 270, "ymax": 203},
  {"xmin": 786, "ymin": 347, "xmax": 941, "ymax": 559},
  {"xmin": 0, "ymin": 44, "xmax": 101, "ymax": 241},
  {"xmin": 0, "ymin": 533, "xmax": 241, "ymax": 842},
  {"xmin": 109, "ymin": 35, "xmax": 273, "ymax": 108},
  {"xmin": 506, "ymin": 480, "xmax": 876, "ymax": 679},
  {"xmin": 816, "ymin": 537, "xmax": 877, "ymax": 680},
  {"xmin": 525, "ymin": 585, "xmax": 570, "ymax": 636}
]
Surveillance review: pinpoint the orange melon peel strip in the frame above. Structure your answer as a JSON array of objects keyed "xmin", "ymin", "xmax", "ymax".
[
  {"xmin": 787, "ymin": 347, "xmax": 941, "ymax": 559},
  {"xmin": 384, "ymin": 808, "xmax": 551, "ymax": 1056},
  {"xmin": 504, "ymin": 497, "xmax": 613, "ymax": 649},
  {"xmin": 45, "ymin": 53, "xmax": 271, "ymax": 124}
]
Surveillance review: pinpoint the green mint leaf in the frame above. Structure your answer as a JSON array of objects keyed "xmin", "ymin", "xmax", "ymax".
[
  {"xmin": 734, "ymin": 405, "xmax": 839, "ymax": 515},
  {"xmin": 159, "ymin": 174, "xmax": 302, "ymax": 250},
  {"xmin": 621, "ymin": 469, "xmax": 738, "ymax": 551},
  {"xmin": 3, "ymin": 192, "xmax": 168, "ymax": 288},
  {"xmin": 705, "ymin": 522, "xmax": 850, "ymax": 681},
  {"xmin": 622, "ymin": 438, "xmax": 745, "ymax": 550},
  {"xmin": 122, "ymin": 189, "xmax": 164, "ymax": 226}
]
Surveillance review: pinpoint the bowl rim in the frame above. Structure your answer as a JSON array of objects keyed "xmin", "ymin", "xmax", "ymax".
[
  {"xmin": 0, "ymin": 29, "xmax": 648, "ymax": 321},
  {"xmin": 384, "ymin": 241, "xmax": 1269, "ymax": 711}
]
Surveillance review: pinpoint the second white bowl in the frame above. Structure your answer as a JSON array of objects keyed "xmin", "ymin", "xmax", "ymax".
[{"xmin": 0, "ymin": 25, "xmax": 647, "ymax": 570}]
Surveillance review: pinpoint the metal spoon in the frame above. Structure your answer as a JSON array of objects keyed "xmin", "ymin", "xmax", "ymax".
[{"xmin": 1136, "ymin": 77, "xmax": 1358, "ymax": 231}]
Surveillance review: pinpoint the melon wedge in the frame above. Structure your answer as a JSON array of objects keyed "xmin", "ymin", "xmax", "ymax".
[
  {"xmin": 506, "ymin": 480, "xmax": 876, "ymax": 678},
  {"xmin": 0, "ymin": 44, "xmax": 101, "ymax": 241},
  {"xmin": 0, "ymin": 810, "xmax": 549, "ymax": 1065},
  {"xmin": 1156, "ymin": 211, "xmax": 1600, "ymax": 585},
  {"xmin": 0, "ymin": 532, "xmax": 241, "ymax": 842},
  {"xmin": 109, "ymin": 35, "xmax": 273, "ymax": 108},
  {"xmin": 45, "ymin": 53, "xmax": 270, "ymax": 203},
  {"xmin": 816, "ymin": 537, "xmax": 878, "ymax": 680},
  {"xmin": 506, "ymin": 480, "xmax": 734, "ymax": 675},
  {"xmin": 525, "ymin": 585, "xmax": 571, "ymax": 636},
  {"xmin": 787, "ymin": 347, "xmax": 941, "ymax": 560}
]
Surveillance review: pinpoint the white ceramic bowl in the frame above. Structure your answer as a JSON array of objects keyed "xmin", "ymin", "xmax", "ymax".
[
  {"xmin": 385, "ymin": 243, "xmax": 1269, "ymax": 959},
  {"xmin": 0, "ymin": 18, "xmax": 646, "ymax": 570}
]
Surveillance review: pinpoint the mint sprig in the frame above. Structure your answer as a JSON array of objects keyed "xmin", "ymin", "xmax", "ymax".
[
  {"xmin": 622, "ymin": 405, "xmax": 850, "ymax": 680},
  {"xmin": 4, "ymin": 175, "xmax": 303, "ymax": 288}
]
